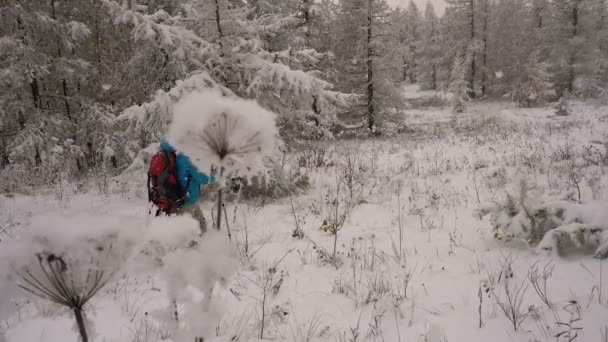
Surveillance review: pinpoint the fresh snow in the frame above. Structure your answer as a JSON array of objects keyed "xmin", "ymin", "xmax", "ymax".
[{"xmin": 2, "ymin": 99, "xmax": 608, "ymax": 342}]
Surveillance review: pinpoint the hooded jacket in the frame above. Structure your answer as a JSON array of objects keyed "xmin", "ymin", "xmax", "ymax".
[{"xmin": 159, "ymin": 139, "xmax": 215, "ymax": 206}]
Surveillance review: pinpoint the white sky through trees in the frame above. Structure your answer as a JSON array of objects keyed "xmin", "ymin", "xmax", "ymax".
[{"xmin": 387, "ymin": 0, "xmax": 446, "ymax": 16}]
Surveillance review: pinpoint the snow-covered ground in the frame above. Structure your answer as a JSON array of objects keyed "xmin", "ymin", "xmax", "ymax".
[{"xmin": 2, "ymin": 98, "xmax": 608, "ymax": 342}]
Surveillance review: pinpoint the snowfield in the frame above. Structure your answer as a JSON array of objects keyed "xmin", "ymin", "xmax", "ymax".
[{"xmin": 2, "ymin": 97, "xmax": 608, "ymax": 342}]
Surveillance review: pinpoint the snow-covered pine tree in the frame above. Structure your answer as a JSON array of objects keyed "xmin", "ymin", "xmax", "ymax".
[
  {"xmin": 448, "ymin": 54, "xmax": 469, "ymax": 113},
  {"xmin": 105, "ymin": 0, "xmax": 351, "ymax": 163},
  {"xmin": 548, "ymin": 0, "xmax": 596, "ymax": 97},
  {"xmin": 0, "ymin": 0, "xmax": 92, "ymax": 179},
  {"xmin": 444, "ymin": 0, "xmax": 478, "ymax": 99},
  {"xmin": 570, "ymin": 0, "xmax": 608, "ymax": 97},
  {"xmin": 486, "ymin": 0, "xmax": 539, "ymax": 98},
  {"xmin": 244, "ymin": 0, "xmax": 341, "ymax": 142},
  {"xmin": 416, "ymin": 1, "xmax": 441, "ymax": 90},
  {"xmin": 403, "ymin": 1, "xmax": 422, "ymax": 84},
  {"xmin": 479, "ymin": 0, "xmax": 489, "ymax": 97},
  {"xmin": 334, "ymin": 0, "xmax": 403, "ymax": 134},
  {"xmin": 510, "ymin": 50, "xmax": 555, "ymax": 107}
]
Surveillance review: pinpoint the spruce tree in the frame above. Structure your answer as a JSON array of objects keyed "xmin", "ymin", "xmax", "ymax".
[{"xmin": 417, "ymin": 1, "xmax": 441, "ymax": 90}]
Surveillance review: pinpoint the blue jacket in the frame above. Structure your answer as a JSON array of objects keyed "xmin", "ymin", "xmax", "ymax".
[{"xmin": 160, "ymin": 139, "xmax": 215, "ymax": 206}]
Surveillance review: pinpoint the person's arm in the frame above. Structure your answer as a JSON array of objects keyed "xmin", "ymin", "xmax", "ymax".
[
  {"xmin": 185, "ymin": 157, "xmax": 215, "ymax": 185},
  {"xmin": 191, "ymin": 168, "xmax": 213, "ymax": 185}
]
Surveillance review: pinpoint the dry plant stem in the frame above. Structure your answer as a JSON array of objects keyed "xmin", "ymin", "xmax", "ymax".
[
  {"xmin": 216, "ymin": 167, "xmax": 225, "ymax": 231},
  {"xmin": 496, "ymin": 277, "xmax": 529, "ymax": 331},
  {"xmin": 73, "ymin": 306, "xmax": 89, "ymax": 342},
  {"xmin": 397, "ymin": 190, "xmax": 403, "ymax": 262},
  {"xmin": 600, "ymin": 259, "xmax": 604, "ymax": 305},
  {"xmin": 478, "ymin": 284, "xmax": 484, "ymax": 328},
  {"xmin": 222, "ymin": 203, "xmax": 232, "ymax": 241},
  {"xmin": 216, "ymin": 189, "xmax": 223, "ymax": 231},
  {"xmin": 16, "ymin": 254, "xmax": 112, "ymax": 342},
  {"xmin": 393, "ymin": 304, "xmax": 402, "ymax": 342}
]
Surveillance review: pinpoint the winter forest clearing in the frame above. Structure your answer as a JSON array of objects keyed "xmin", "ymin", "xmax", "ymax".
[{"xmin": 2, "ymin": 0, "xmax": 608, "ymax": 341}]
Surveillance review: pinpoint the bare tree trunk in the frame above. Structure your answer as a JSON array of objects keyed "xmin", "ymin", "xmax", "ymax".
[
  {"xmin": 431, "ymin": 64, "xmax": 437, "ymax": 90},
  {"xmin": 51, "ymin": 0, "xmax": 72, "ymax": 119},
  {"xmin": 302, "ymin": 0, "xmax": 321, "ymax": 125},
  {"xmin": 536, "ymin": 5, "xmax": 543, "ymax": 29},
  {"xmin": 481, "ymin": 0, "xmax": 488, "ymax": 98},
  {"xmin": 30, "ymin": 79, "xmax": 41, "ymax": 109},
  {"xmin": 567, "ymin": 2, "xmax": 579, "ymax": 93},
  {"xmin": 17, "ymin": 15, "xmax": 42, "ymax": 109},
  {"xmin": 468, "ymin": 0, "xmax": 476, "ymax": 99},
  {"xmin": 214, "ymin": 0, "xmax": 224, "ymax": 54},
  {"xmin": 366, "ymin": 0, "xmax": 375, "ymax": 132}
]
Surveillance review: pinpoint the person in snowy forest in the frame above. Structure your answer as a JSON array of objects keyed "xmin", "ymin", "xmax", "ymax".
[{"xmin": 158, "ymin": 138, "xmax": 215, "ymax": 234}]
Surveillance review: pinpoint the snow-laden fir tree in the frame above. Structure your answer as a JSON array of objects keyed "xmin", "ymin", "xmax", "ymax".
[
  {"xmin": 443, "ymin": 0, "xmax": 478, "ymax": 99},
  {"xmin": 334, "ymin": 0, "xmax": 403, "ymax": 133},
  {"xmin": 448, "ymin": 54, "xmax": 469, "ymax": 113},
  {"xmin": 0, "ymin": 0, "xmax": 91, "ymax": 176},
  {"xmin": 486, "ymin": 0, "xmax": 545, "ymax": 99},
  {"xmin": 416, "ymin": 1, "xmax": 441, "ymax": 90},
  {"xmin": 510, "ymin": 50, "xmax": 555, "ymax": 107},
  {"xmin": 548, "ymin": 0, "xmax": 608, "ymax": 97},
  {"xmin": 104, "ymin": 0, "xmax": 352, "ymax": 160},
  {"xmin": 403, "ymin": 1, "xmax": 422, "ymax": 84}
]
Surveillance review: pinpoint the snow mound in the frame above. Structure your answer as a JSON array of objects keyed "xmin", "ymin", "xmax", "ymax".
[{"xmin": 478, "ymin": 180, "xmax": 608, "ymax": 259}]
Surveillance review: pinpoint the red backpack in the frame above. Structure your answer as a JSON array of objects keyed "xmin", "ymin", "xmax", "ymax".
[{"xmin": 147, "ymin": 150, "xmax": 187, "ymax": 216}]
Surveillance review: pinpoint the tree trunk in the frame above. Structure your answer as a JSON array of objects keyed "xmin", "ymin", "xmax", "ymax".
[
  {"xmin": 303, "ymin": 0, "xmax": 312, "ymax": 47},
  {"xmin": 567, "ymin": 3, "xmax": 579, "ymax": 93},
  {"xmin": 468, "ymin": 0, "xmax": 476, "ymax": 99},
  {"xmin": 303, "ymin": 0, "xmax": 321, "ymax": 125},
  {"xmin": 62, "ymin": 79, "xmax": 71, "ymax": 119},
  {"xmin": 30, "ymin": 79, "xmax": 41, "ymax": 109},
  {"xmin": 51, "ymin": 0, "xmax": 72, "ymax": 119},
  {"xmin": 411, "ymin": 27, "xmax": 417, "ymax": 84},
  {"xmin": 366, "ymin": 0, "xmax": 374, "ymax": 132},
  {"xmin": 481, "ymin": 0, "xmax": 488, "ymax": 98},
  {"xmin": 214, "ymin": 0, "xmax": 224, "ymax": 54}
]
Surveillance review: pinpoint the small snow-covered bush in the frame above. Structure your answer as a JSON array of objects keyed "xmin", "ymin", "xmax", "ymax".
[
  {"xmin": 554, "ymin": 92, "xmax": 573, "ymax": 116},
  {"xmin": 236, "ymin": 168, "xmax": 310, "ymax": 201},
  {"xmin": 510, "ymin": 51, "xmax": 555, "ymax": 108},
  {"xmin": 477, "ymin": 180, "xmax": 608, "ymax": 259}
]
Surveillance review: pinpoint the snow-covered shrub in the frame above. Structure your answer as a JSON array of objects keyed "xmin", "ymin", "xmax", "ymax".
[
  {"xmin": 510, "ymin": 51, "xmax": 555, "ymax": 108},
  {"xmin": 236, "ymin": 163, "xmax": 310, "ymax": 201},
  {"xmin": 554, "ymin": 92, "xmax": 573, "ymax": 116},
  {"xmin": 478, "ymin": 180, "xmax": 608, "ymax": 259},
  {"xmin": 407, "ymin": 94, "xmax": 447, "ymax": 109}
]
